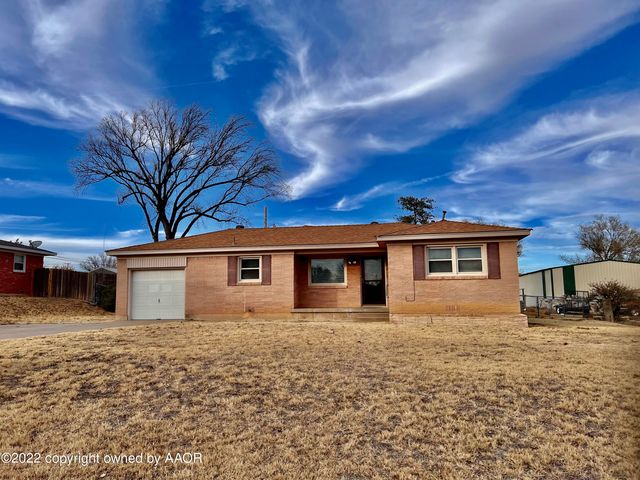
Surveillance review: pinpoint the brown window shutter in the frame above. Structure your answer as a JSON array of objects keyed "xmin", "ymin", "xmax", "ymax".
[
  {"xmin": 261, "ymin": 255, "xmax": 272, "ymax": 285},
  {"xmin": 487, "ymin": 242, "xmax": 501, "ymax": 279},
  {"xmin": 227, "ymin": 256, "xmax": 238, "ymax": 286},
  {"xmin": 412, "ymin": 245, "xmax": 425, "ymax": 280}
]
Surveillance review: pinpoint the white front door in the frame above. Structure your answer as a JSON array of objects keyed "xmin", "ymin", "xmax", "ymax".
[{"xmin": 130, "ymin": 270, "xmax": 185, "ymax": 320}]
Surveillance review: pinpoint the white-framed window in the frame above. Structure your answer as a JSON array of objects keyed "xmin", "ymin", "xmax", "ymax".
[
  {"xmin": 309, "ymin": 258, "xmax": 346, "ymax": 285},
  {"xmin": 13, "ymin": 254, "xmax": 26, "ymax": 273},
  {"xmin": 426, "ymin": 245, "xmax": 485, "ymax": 276},
  {"xmin": 238, "ymin": 256, "xmax": 261, "ymax": 282}
]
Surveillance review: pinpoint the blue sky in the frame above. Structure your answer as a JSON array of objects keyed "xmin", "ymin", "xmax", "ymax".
[{"xmin": 1, "ymin": 0, "xmax": 639, "ymax": 272}]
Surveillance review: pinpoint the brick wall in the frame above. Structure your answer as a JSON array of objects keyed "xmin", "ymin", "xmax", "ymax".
[
  {"xmin": 387, "ymin": 240, "xmax": 521, "ymax": 316},
  {"xmin": 114, "ymin": 258, "xmax": 129, "ymax": 320},
  {"xmin": 294, "ymin": 254, "xmax": 362, "ymax": 308},
  {"xmin": 0, "ymin": 251, "xmax": 43, "ymax": 295},
  {"xmin": 185, "ymin": 253, "xmax": 295, "ymax": 320}
]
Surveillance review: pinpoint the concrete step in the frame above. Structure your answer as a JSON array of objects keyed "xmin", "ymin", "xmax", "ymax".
[{"xmin": 292, "ymin": 311, "xmax": 390, "ymax": 322}]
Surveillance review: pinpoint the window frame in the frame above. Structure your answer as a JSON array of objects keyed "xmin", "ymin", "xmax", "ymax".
[
  {"xmin": 238, "ymin": 256, "xmax": 262, "ymax": 283},
  {"xmin": 425, "ymin": 244, "xmax": 487, "ymax": 277},
  {"xmin": 308, "ymin": 258, "xmax": 347, "ymax": 286},
  {"xmin": 13, "ymin": 254, "xmax": 26, "ymax": 273}
]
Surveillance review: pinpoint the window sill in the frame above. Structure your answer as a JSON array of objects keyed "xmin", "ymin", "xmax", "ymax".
[
  {"xmin": 423, "ymin": 275, "xmax": 488, "ymax": 280},
  {"xmin": 308, "ymin": 284, "xmax": 348, "ymax": 288},
  {"xmin": 237, "ymin": 281, "xmax": 262, "ymax": 285}
]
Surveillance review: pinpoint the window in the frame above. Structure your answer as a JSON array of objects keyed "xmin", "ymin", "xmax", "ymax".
[
  {"xmin": 426, "ymin": 245, "xmax": 484, "ymax": 276},
  {"xmin": 13, "ymin": 254, "xmax": 26, "ymax": 272},
  {"xmin": 427, "ymin": 248, "xmax": 452, "ymax": 273},
  {"xmin": 310, "ymin": 258, "xmax": 345, "ymax": 285},
  {"xmin": 238, "ymin": 257, "xmax": 261, "ymax": 282},
  {"xmin": 457, "ymin": 246, "xmax": 483, "ymax": 273}
]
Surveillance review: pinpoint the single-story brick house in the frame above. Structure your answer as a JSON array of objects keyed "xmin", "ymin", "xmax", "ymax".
[
  {"xmin": 0, "ymin": 240, "xmax": 56, "ymax": 296},
  {"xmin": 107, "ymin": 220, "xmax": 530, "ymax": 325}
]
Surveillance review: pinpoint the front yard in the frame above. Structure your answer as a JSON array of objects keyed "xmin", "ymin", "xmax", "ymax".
[
  {"xmin": 1, "ymin": 321, "xmax": 638, "ymax": 479},
  {"xmin": 0, "ymin": 296, "xmax": 113, "ymax": 324}
]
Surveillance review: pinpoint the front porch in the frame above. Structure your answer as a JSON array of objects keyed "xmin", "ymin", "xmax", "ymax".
[
  {"xmin": 293, "ymin": 251, "xmax": 388, "ymax": 310},
  {"xmin": 291, "ymin": 306, "xmax": 390, "ymax": 322}
]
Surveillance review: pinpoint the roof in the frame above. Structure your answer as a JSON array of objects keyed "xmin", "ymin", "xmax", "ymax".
[
  {"xmin": 0, "ymin": 239, "xmax": 56, "ymax": 256},
  {"xmin": 520, "ymin": 259, "xmax": 640, "ymax": 277},
  {"xmin": 108, "ymin": 220, "xmax": 530, "ymax": 256},
  {"xmin": 378, "ymin": 220, "xmax": 529, "ymax": 238},
  {"xmin": 90, "ymin": 267, "xmax": 117, "ymax": 274}
]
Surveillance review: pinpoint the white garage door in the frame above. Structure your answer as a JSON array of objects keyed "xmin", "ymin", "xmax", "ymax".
[{"xmin": 130, "ymin": 270, "xmax": 185, "ymax": 320}]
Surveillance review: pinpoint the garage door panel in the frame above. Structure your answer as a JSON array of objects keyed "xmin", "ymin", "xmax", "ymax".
[{"xmin": 130, "ymin": 270, "xmax": 185, "ymax": 320}]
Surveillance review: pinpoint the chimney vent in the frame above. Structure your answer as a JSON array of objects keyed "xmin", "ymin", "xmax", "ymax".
[
  {"xmin": 370, "ymin": 221, "xmax": 379, "ymax": 224},
  {"xmin": 235, "ymin": 225, "xmax": 245, "ymax": 229},
  {"xmin": 441, "ymin": 210, "xmax": 447, "ymax": 221}
]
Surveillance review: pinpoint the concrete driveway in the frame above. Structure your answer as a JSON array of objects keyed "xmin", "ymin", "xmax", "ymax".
[{"xmin": 0, "ymin": 320, "xmax": 179, "ymax": 340}]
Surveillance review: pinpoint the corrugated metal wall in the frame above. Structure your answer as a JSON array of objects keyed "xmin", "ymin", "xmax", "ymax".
[
  {"xmin": 574, "ymin": 261, "xmax": 640, "ymax": 291},
  {"xmin": 520, "ymin": 261, "xmax": 640, "ymax": 297},
  {"xmin": 552, "ymin": 268, "xmax": 564, "ymax": 296},
  {"xmin": 519, "ymin": 271, "xmax": 544, "ymax": 296}
]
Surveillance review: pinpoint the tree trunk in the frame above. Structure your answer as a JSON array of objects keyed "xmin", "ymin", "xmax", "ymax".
[{"xmin": 602, "ymin": 299, "xmax": 614, "ymax": 322}]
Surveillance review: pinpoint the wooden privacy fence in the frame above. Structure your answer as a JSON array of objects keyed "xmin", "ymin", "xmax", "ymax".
[{"xmin": 33, "ymin": 268, "xmax": 116, "ymax": 303}]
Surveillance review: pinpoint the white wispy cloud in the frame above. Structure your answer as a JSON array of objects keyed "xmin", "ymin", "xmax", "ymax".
[
  {"xmin": 332, "ymin": 174, "xmax": 447, "ymax": 212},
  {"xmin": 211, "ymin": 45, "xmax": 258, "ymax": 81},
  {"xmin": 431, "ymin": 92, "xmax": 640, "ymax": 270},
  {"xmin": 0, "ymin": 0, "xmax": 159, "ymax": 129},
  {"xmin": 0, "ymin": 177, "xmax": 112, "ymax": 202},
  {"xmin": 226, "ymin": 0, "xmax": 638, "ymax": 198}
]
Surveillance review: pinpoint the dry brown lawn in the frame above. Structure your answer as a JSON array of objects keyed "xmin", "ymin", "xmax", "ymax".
[
  {"xmin": 0, "ymin": 320, "xmax": 639, "ymax": 479},
  {"xmin": 0, "ymin": 296, "xmax": 113, "ymax": 324}
]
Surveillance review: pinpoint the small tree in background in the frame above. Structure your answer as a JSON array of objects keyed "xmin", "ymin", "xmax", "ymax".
[
  {"xmin": 589, "ymin": 280, "xmax": 637, "ymax": 321},
  {"xmin": 561, "ymin": 215, "xmax": 640, "ymax": 264},
  {"xmin": 396, "ymin": 196, "xmax": 435, "ymax": 224},
  {"xmin": 80, "ymin": 253, "xmax": 117, "ymax": 272}
]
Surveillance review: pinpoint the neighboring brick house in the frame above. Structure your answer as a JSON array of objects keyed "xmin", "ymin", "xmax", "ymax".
[
  {"xmin": 107, "ymin": 220, "xmax": 530, "ymax": 325},
  {"xmin": 0, "ymin": 240, "xmax": 56, "ymax": 296}
]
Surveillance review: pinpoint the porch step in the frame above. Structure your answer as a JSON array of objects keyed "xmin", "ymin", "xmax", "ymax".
[{"xmin": 291, "ymin": 307, "xmax": 389, "ymax": 322}]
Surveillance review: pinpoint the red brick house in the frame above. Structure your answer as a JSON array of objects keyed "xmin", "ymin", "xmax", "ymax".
[
  {"xmin": 107, "ymin": 220, "xmax": 531, "ymax": 325},
  {"xmin": 0, "ymin": 240, "xmax": 56, "ymax": 296}
]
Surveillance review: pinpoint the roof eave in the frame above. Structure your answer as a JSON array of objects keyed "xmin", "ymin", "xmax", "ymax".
[
  {"xmin": 106, "ymin": 242, "xmax": 382, "ymax": 256},
  {"xmin": 0, "ymin": 245, "xmax": 57, "ymax": 256}
]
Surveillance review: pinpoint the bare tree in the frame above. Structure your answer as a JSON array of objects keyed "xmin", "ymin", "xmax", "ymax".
[
  {"xmin": 560, "ymin": 215, "xmax": 640, "ymax": 264},
  {"xmin": 73, "ymin": 100, "xmax": 285, "ymax": 241},
  {"xmin": 80, "ymin": 253, "xmax": 117, "ymax": 271}
]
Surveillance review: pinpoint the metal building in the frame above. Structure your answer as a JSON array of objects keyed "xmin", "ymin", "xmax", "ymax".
[{"xmin": 519, "ymin": 260, "xmax": 640, "ymax": 297}]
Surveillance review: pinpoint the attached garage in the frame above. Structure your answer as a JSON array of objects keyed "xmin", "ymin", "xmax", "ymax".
[{"xmin": 130, "ymin": 270, "xmax": 185, "ymax": 320}]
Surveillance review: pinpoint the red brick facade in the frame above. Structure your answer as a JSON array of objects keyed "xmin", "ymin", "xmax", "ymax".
[
  {"xmin": 0, "ymin": 251, "xmax": 43, "ymax": 295},
  {"xmin": 111, "ymin": 221, "xmax": 529, "ymax": 322}
]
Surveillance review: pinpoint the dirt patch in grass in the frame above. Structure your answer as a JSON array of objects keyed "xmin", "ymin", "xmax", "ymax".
[
  {"xmin": 0, "ymin": 321, "xmax": 638, "ymax": 479},
  {"xmin": 0, "ymin": 296, "xmax": 113, "ymax": 324}
]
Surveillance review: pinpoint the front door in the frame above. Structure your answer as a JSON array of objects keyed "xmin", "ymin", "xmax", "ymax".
[{"xmin": 362, "ymin": 257, "xmax": 386, "ymax": 305}]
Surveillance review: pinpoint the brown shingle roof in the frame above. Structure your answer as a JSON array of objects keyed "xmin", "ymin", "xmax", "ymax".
[
  {"xmin": 384, "ymin": 220, "xmax": 529, "ymax": 236},
  {"xmin": 109, "ymin": 220, "xmax": 529, "ymax": 254}
]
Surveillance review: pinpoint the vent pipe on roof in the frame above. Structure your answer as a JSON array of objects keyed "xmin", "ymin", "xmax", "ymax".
[
  {"xmin": 264, "ymin": 206, "xmax": 268, "ymax": 229},
  {"xmin": 235, "ymin": 225, "xmax": 245, "ymax": 229},
  {"xmin": 441, "ymin": 210, "xmax": 447, "ymax": 221}
]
